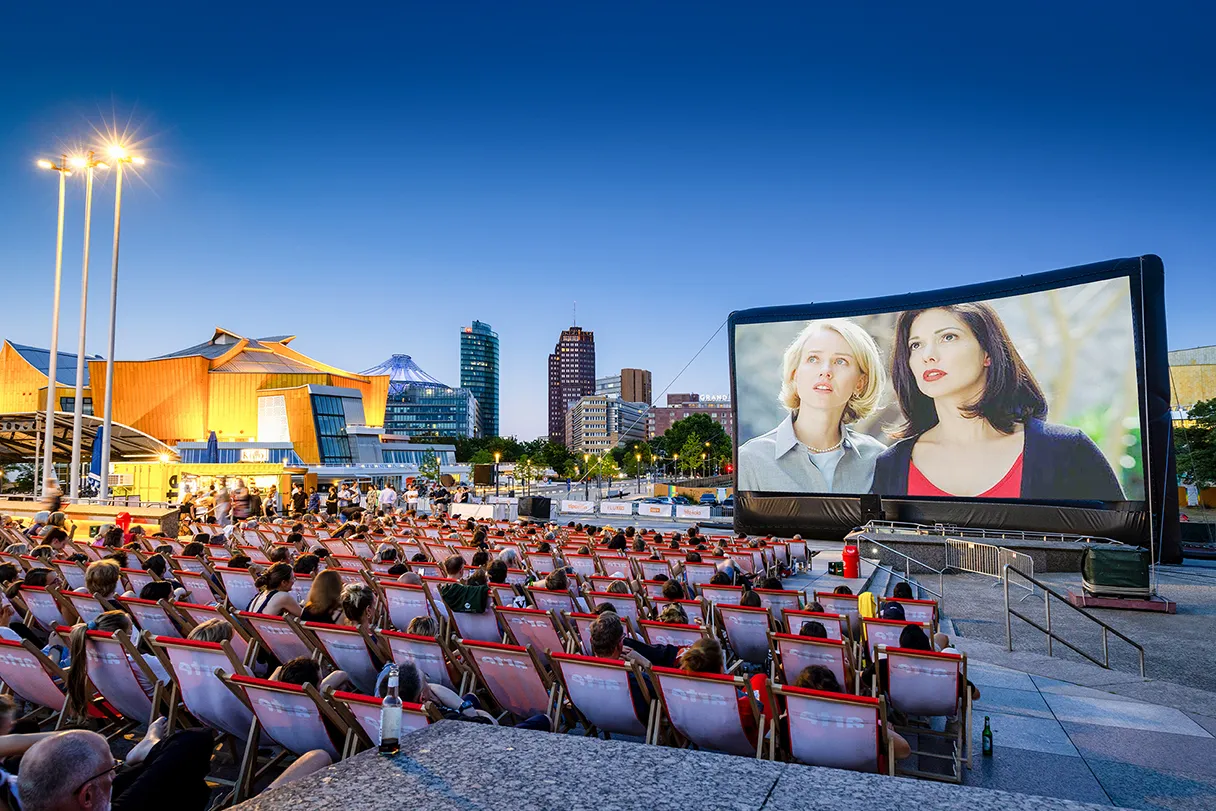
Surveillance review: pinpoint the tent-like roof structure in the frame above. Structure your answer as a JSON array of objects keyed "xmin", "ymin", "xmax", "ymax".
[
  {"xmin": 6, "ymin": 341, "xmax": 103, "ymax": 387},
  {"xmin": 0, "ymin": 412, "xmax": 177, "ymax": 464},
  {"xmin": 151, "ymin": 328, "xmax": 299, "ymax": 360},
  {"xmin": 361, "ymin": 355, "xmax": 449, "ymax": 396}
]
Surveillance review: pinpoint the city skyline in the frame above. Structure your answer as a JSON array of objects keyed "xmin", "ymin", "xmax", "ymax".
[{"xmin": 1, "ymin": 4, "xmax": 1213, "ymax": 440}]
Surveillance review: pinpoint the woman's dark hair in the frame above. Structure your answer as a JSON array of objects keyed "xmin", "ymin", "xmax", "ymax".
[
  {"xmin": 709, "ymin": 572, "xmax": 731, "ymax": 586},
  {"xmin": 740, "ymin": 591, "xmax": 762, "ymax": 608},
  {"xmin": 487, "ymin": 560, "xmax": 507, "ymax": 584},
  {"xmin": 798, "ymin": 621, "xmax": 828, "ymax": 639},
  {"xmin": 410, "ymin": 552, "xmax": 428, "ymax": 562},
  {"xmin": 471, "ymin": 550, "xmax": 489, "ymax": 568},
  {"xmin": 685, "ymin": 551, "xmax": 702, "ymax": 563},
  {"xmin": 278, "ymin": 656, "xmax": 321, "ymax": 686},
  {"xmin": 24, "ymin": 569, "xmax": 55, "ymax": 588},
  {"xmin": 387, "ymin": 563, "xmax": 408, "ymax": 576},
  {"xmin": 139, "ymin": 581, "xmax": 174, "ymax": 602},
  {"xmin": 255, "ymin": 562, "xmax": 294, "ymax": 591},
  {"xmin": 661, "ymin": 579, "xmax": 685, "ymax": 601},
  {"xmin": 0, "ymin": 563, "xmax": 18, "ymax": 584},
  {"xmin": 832, "ymin": 585, "xmax": 853, "ymax": 595},
  {"xmin": 43, "ymin": 527, "xmax": 68, "ymax": 545},
  {"xmin": 794, "ymin": 664, "xmax": 841, "ymax": 693},
  {"xmin": 890, "ymin": 303, "xmax": 1047, "ymax": 438},
  {"xmin": 892, "ymin": 582, "xmax": 914, "ymax": 599},
  {"xmin": 143, "ymin": 554, "xmax": 168, "ymax": 577},
  {"xmin": 287, "ymin": 532, "xmax": 305, "ymax": 548},
  {"xmin": 181, "ymin": 542, "xmax": 206, "ymax": 557},
  {"xmin": 228, "ymin": 555, "xmax": 252, "ymax": 570},
  {"xmin": 103, "ymin": 550, "xmax": 129, "ymax": 568},
  {"xmin": 104, "ymin": 527, "xmax": 124, "ymax": 547},
  {"xmin": 268, "ymin": 547, "xmax": 290, "ymax": 563},
  {"xmin": 293, "ymin": 554, "xmax": 320, "ymax": 575},
  {"xmin": 899, "ymin": 623, "xmax": 932, "ymax": 651},
  {"xmin": 192, "ymin": 533, "xmax": 211, "ymax": 546}
]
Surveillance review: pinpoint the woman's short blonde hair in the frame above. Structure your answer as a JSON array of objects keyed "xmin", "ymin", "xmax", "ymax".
[
  {"xmin": 85, "ymin": 559, "xmax": 122, "ymax": 597},
  {"xmin": 778, "ymin": 319, "xmax": 885, "ymax": 424}
]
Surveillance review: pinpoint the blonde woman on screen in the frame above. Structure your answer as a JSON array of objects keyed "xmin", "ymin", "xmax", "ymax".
[{"xmin": 738, "ymin": 319, "xmax": 887, "ymax": 493}]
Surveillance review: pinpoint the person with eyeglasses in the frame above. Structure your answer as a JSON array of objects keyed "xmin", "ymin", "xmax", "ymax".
[{"xmin": 15, "ymin": 723, "xmax": 213, "ymax": 811}]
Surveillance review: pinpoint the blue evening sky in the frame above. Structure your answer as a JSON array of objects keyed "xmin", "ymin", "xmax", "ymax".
[{"xmin": 1, "ymin": 2, "xmax": 1212, "ymax": 439}]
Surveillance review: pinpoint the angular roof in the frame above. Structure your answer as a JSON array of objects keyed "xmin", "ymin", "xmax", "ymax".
[
  {"xmin": 7, "ymin": 341, "xmax": 103, "ymax": 387},
  {"xmin": 213, "ymin": 351, "xmax": 321, "ymax": 374},
  {"xmin": 362, "ymin": 355, "xmax": 449, "ymax": 395},
  {"xmin": 152, "ymin": 328, "xmax": 298, "ymax": 360}
]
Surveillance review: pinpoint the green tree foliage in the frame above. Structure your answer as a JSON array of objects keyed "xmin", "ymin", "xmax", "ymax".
[
  {"xmin": 418, "ymin": 449, "xmax": 441, "ymax": 481},
  {"xmin": 468, "ymin": 450, "xmax": 495, "ymax": 465},
  {"xmin": 678, "ymin": 435, "xmax": 704, "ymax": 475},
  {"xmin": 655, "ymin": 413, "xmax": 731, "ymax": 465},
  {"xmin": 1, "ymin": 463, "xmax": 36, "ymax": 494},
  {"xmin": 1176, "ymin": 399, "xmax": 1216, "ymax": 486}
]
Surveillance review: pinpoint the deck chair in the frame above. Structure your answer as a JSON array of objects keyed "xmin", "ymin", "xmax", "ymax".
[
  {"xmin": 445, "ymin": 605, "xmax": 503, "ymax": 645},
  {"xmin": 326, "ymin": 689, "xmax": 429, "ymax": 757},
  {"xmin": 348, "ymin": 539, "xmax": 375, "ymax": 559},
  {"xmin": 381, "ymin": 581, "xmax": 434, "ymax": 631},
  {"xmin": 120, "ymin": 568, "xmax": 158, "ymax": 596},
  {"xmin": 597, "ymin": 555, "xmax": 630, "ymax": 578},
  {"xmin": 882, "ymin": 645, "xmax": 971, "ymax": 781},
  {"xmin": 320, "ymin": 539, "xmax": 352, "ymax": 556},
  {"xmin": 639, "ymin": 620, "xmax": 708, "ymax": 649},
  {"xmin": 525, "ymin": 552, "xmax": 556, "ymax": 575},
  {"xmin": 382, "ymin": 630, "xmax": 466, "ymax": 693},
  {"xmin": 652, "ymin": 598, "xmax": 705, "ymax": 625},
  {"xmin": 489, "ymin": 583, "xmax": 520, "ymax": 609},
  {"xmin": 288, "ymin": 574, "xmax": 312, "ymax": 606},
  {"xmin": 769, "ymin": 632, "xmax": 854, "ymax": 693},
  {"xmin": 585, "ymin": 592, "xmax": 643, "ymax": 633},
  {"xmin": 638, "ymin": 559, "xmax": 673, "ymax": 581},
  {"xmin": 457, "ymin": 639, "xmax": 558, "ymax": 726},
  {"xmin": 640, "ymin": 580, "xmax": 668, "ymax": 600},
  {"xmin": 239, "ymin": 611, "xmax": 313, "ymax": 664},
  {"xmin": 770, "ymin": 683, "xmax": 892, "ymax": 772},
  {"xmin": 17, "ymin": 585, "xmax": 71, "ymax": 630},
  {"xmin": 562, "ymin": 612, "xmax": 599, "ymax": 655},
  {"xmin": 409, "ymin": 562, "xmax": 442, "ymax": 579},
  {"xmin": 888, "ymin": 597, "xmax": 939, "ymax": 631},
  {"xmin": 565, "ymin": 554, "xmax": 598, "ymax": 580},
  {"xmin": 784, "ymin": 609, "xmax": 849, "ymax": 642},
  {"xmin": 221, "ymin": 675, "xmax": 344, "ymax": 761},
  {"xmin": 83, "ymin": 630, "xmax": 164, "ymax": 729},
  {"xmin": 118, "ymin": 597, "xmax": 183, "ymax": 638},
  {"xmin": 237, "ymin": 545, "xmax": 271, "ymax": 565},
  {"xmin": 700, "ymin": 584, "xmax": 745, "ymax": 607},
  {"xmin": 650, "ymin": 666, "xmax": 762, "ymax": 757},
  {"xmin": 755, "ymin": 588, "xmax": 805, "ymax": 625},
  {"xmin": 550, "ymin": 652, "xmax": 655, "ymax": 740},
  {"xmin": 815, "ymin": 591, "xmax": 862, "ymax": 636},
  {"xmin": 61, "ymin": 591, "xmax": 108, "ymax": 626},
  {"xmin": 503, "ymin": 568, "xmax": 530, "ymax": 586},
  {"xmin": 0, "ymin": 639, "xmax": 69, "ymax": 726},
  {"xmin": 216, "ymin": 568, "xmax": 260, "ymax": 614},
  {"xmin": 171, "ymin": 556, "xmax": 209, "ymax": 575},
  {"xmin": 786, "ymin": 539, "xmax": 809, "ymax": 570},
  {"xmin": 174, "ymin": 570, "xmax": 221, "ymax": 604},
  {"xmin": 587, "ymin": 575, "xmax": 633, "ymax": 594},
  {"xmin": 299, "ymin": 622, "xmax": 383, "ymax": 695},
  {"xmin": 528, "ymin": 586, "xmax": 579, "ymax": 616},
  {"xmin": 497, "ymin": 607, "xmax": 568, "ymax": 665},
  {"xmin": 51, "ymin": 560, "xmax": 88, "ymax": 591},
  {"xmin": 717, "ymin": 603, "xmax": 773, "ymax": 668},
  {"xmin": 328, "ymin": 567, "xmax": 368, "ymax": 587},
  {"xmin": 861, "ymin": 618, "xmax": 930, "ymax": 666}
]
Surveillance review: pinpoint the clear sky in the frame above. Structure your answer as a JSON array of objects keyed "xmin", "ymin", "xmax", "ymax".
[{"xmin": 1, "ymin": 2, "xmax": 1212, "ymax": 439}]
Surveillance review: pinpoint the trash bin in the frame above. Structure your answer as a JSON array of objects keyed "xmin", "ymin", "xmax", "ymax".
[{"xmin": 842, "ymin": 544, "xmax": 860, "ymax": 579}]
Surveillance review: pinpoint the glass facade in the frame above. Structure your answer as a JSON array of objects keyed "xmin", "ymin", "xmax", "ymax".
[
  {"xmin": 59, "ymin": 397, "xmax": 93, "ymax": 416},
  {"xmin": 311, "ymin": 394, "xmax": 353, "ymax": 464},
  {"xmin": 460, "ymin": 321, "xmax": 499, "ymax": 438},
  {"xmin": 383, "ymin": 385, "xmax": 480, "ymax": 438}
]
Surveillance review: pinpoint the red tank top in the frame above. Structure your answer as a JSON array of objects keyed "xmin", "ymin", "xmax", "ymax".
[{"xmin": 907, "ymin": 453, "xmax": 1023, "ymax": 498}]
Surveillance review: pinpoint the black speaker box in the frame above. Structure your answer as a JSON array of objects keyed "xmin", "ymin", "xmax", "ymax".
[{"xmin": 518, "ymin": 496, "xmax": 551, "ymax": 520}]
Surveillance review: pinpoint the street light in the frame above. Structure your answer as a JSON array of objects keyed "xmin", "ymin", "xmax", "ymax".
[
  {"xmin": 35, "ymin": 156, "xmax": 73, "ymax": 496},
  {"xmin": 494, "ymin": 451, "xmax": 501, "ymax": 498},
  {"xmin": 701, "ymin": 452, "xmax": 707, "ymax": 478},
  {"xmin": 68, "ymin": 152, "xmax": 108, "ymax": 500},
  {"xmin": 635, "ymin": 452, "xmax": 641, "ymax": 495},
  {"xmin": 673, "ymin": 453, "xmax": 679, "ymax": 481},
  {"xmin": 583, "ymin": 453, "xmax": 590, "ymax": 500},
  {"xmin": 97, "ymin": 144, "xmax": 144, "ymax": 500}
]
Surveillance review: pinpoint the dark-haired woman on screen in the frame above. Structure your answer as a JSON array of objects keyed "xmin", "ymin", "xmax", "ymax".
[
  {"xmin": 871, "ymin": 303, "xmax": 1124, "ymax": 501},
  {"xmin": 738, "ymin": 319, "xmax": 888, "ymax": 493}
]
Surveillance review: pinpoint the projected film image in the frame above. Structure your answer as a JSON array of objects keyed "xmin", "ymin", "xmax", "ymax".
[{"xmin": 734, "ymin": 276, "xmax": 1144, "ymax": 502}]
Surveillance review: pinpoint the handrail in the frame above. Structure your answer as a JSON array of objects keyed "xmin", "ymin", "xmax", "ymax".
[
  {"xmin": 1003, "ymin": 564, "xmax": 1145, "ymax": 678},
  {"xmin": 858, "ymin": 536, "xmax": 946, "ymax": 609},
  {"xmin": 860, "ymin": 519, "xmax": 1123, "ymax": 547}
]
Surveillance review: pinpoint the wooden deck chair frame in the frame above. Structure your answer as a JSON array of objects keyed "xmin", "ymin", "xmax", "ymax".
[
  {"xmin": 649, "ymin": 666, "xmax": 765, "ymax": 758},
  {"xmin": 455, "ymin": 638, "xmax": 562, "ymax": 728},
  {"xmin": 767, "ymin": 682, "xmax": 894, "ymax": 771},
  {"xmin": 221, "ymin": 673, "xmax": 351, "ymax": 759},
  {"xmin": 324, "ymin": 688, "xmax": 430, "ymax": 758},
  {"xmin": 767, "ymin": 631, "xmax": 857, "ymax": 694},
  {"xmin": 878, "ymin": 644, "xmax": 972, "ymax": 782},
  {"xmin": 496, "ymin": 606, "xmax": 573, "ymax": 661},
  {"xmin": 550, "ymin": 652, "xmax": 658, "ymax": 742},
  {"xmin": 381, "ymin": 630, "xmax": 472, "ymax": 695},
  {"xmin": 715, "ymin": 603, "xmax": 775, "ymax": 671},
  {"xmin": 0, "ymin": 638, "xmax": 71, "ymax": 729},
  {"xmin": 82, "ymin": 629, "xmax": 168, "ymax": 733}
]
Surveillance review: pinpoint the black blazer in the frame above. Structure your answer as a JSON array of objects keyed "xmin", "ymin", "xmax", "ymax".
[{"xmin": 871, "ymin": 418, "xmax": 1126, "ymax": 502}]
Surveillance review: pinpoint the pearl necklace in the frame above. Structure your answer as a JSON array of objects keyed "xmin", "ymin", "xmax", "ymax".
[{"xmin": 806, "ymin": 436, "xmax": 844, "ymax": 454}]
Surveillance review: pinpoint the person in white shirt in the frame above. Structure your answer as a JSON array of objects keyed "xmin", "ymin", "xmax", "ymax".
[{"xmin": 379, "ymin": 484, "xmax": 398, "ymax": 514}]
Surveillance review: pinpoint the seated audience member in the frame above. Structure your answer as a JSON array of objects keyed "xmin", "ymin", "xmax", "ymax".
[
  {"xmin": 486, "ymin": 560, "xmax": 508, "ymax": 584},
  {"xmin": 293, "ymin": 553, "xmax": 321, "ymax": 576},
  {"xmin": 247, "ymin": 562, "xmax": 302, "ymax": 617},
  {"xmin": 798, "ymin": 621, "xmax": 828, "ymax": 639},
  {"xmin": 340, "ymin": 583, "xmax": 390, "ymax": 669},
  {"xmin": 833, "ymin": 585, "xmax": 853, "ymax": 595},
  {"xmin": 588, "ymin": 613, "xmax": 664, "ymax": 721},
  {"xmin": 138, "ymin": 581, "xmax": 176, "ymax": 603},
  {"xmin": 79, "ymin": 559, "xmax": 129, "ymax": 608},
  {"xmin": 658, "ymin": 603, "xmax": 689, "ymax": 625},
  {"xmin": 543, "ymin": 569, "xmax": 569, "ymax": 593},
  {"xmin": 187, "ymin": 618, "xmax": 235, "ymax": 644},
  {"xmin": 805, "ymin": 600, "xmax": 825, "ymax": 613},
  {"xmin": 756, "ymin": 576, "xmax": 782, "ymax": 591},
  {"xmin": 739, "ymin": 590, "xmax": 762, "ymax": 608},
  {"xmin": 708, "ymin": 571, "xmax": 732, "ymax": 587},
  {"xmin": 661, "ymin": 579, "xmax": 685, "ymax": 601},
  {"xmin": 273, "ymin": 655, "xmax": 350, "ymax": 693},
  {"xmin": 892, "ymin": 581, "xmax": 914, "ymax": 600},
  {"xmin": 879, "ymin": 602, "xmax": 906, "ymax": 621},
  {"xmin": 18, "ymin": 726, "xmax": 215, "ymax": 811},
  {"xmin": 606, "ymin": 579, "xmax": 631, "ymax": 596},
  {"xmin": 300, "ymin": 569, "xmax": 344, "ymax": 623},
  {"xmin": 405, "ymin": 616, "xmax": 437, "ymax": 636},
  {"xmin": 387, "ymin": 563, "xmax": 408, "ymax": 576},
  {"xmin": 864, "ymin": 624, "xmax": 979, "ymax": 701},
  {"xmin": 679, "ymin": 637, "xmax": 758, "ymax": 746},
  {"xmin": 793, "ymin": 664, "xmax": 912, "ymax": 761},
  {"xmin": 438, "ymin": 555, "xmax": 490, "ymax": 614},
  {"xmin": 267, "ymin": 546, "xmax": 290, "ymax": 564}
]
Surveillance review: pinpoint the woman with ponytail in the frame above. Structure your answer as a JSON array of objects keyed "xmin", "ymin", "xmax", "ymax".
[
  {"xmin": 246, "ymin": 562, "xmax": 302, "ymax": 617},
  {"xmin": 64, "ymin": 610, "xmax": 170, "ymax": 718}
]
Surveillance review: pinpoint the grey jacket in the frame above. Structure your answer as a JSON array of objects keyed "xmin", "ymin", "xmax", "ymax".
[{"xmin": 737, "ymin": 412, "xmax": 887, "ymax": 494}]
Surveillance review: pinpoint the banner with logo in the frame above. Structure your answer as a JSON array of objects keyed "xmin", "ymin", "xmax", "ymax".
[
  {"xmin": 638, "ymin": 503, "xmax": 673, "ymax": 518},
  {"xmin": 599, "ymin": 501, "xmax": 633, "ymax": 516},
  {"xmin": 560, "ymin": 500, "xmax": 596, "ymax": 514},
  {"xmin": 675, "ymin": 505, "xmax": 711, "ymax": 520}
]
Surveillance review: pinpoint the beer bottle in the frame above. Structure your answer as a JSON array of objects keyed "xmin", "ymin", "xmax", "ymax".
[
  {"xmin": 981, "ymin": 715, "xmax": 993, "ymax": 757},
  {"xmin": 379, "ymin": 665, "xmax": 402, "ymax": 756}
]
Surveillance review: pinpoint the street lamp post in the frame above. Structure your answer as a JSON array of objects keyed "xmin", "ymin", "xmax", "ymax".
[
  {"xmin": 635, "ymin": 452, "xmax": 641, "ymax": 495},
  {"xmin": 67, "ymin": 153, "xmax": 107, "ymax": 500},
  {"xmin": 583, "ymin": 453, "xmax": 590, "ymax": 500},
  {"xmin": 97, "ymin": 145, "xmax": 144, "ymax": 500},
  {"xmin": 673, "ymin": 453, "xmax": 679, "ymax": 481},
  {"xmin": 494, "ymin": 451, "xmax": 501, "ymax": 498},
  {"xmin": 702, "ymin": 452, "xmax": 707, "ymax": 478},
  {"xmin": 35, "ymin": 156, "xmax": 72, "ymax": 496}
]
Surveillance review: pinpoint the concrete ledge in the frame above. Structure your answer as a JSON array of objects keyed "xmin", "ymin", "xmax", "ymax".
[
  {"xmin": 234, "ymin": 722, "xmax": 1127, "ymax": 811},
  {"xmin": 851, "ymin": 530, "xmax": 1094, "ymax": 573}
]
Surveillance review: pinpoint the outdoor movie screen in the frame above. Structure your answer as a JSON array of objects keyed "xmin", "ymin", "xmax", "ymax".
[{"xmin": 732, "ymin": 276, "xmax": 1144, "ymax": 504}]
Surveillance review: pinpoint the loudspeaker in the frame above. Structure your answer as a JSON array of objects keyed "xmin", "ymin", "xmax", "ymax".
[
  {"xmin": 473, "ymin": 464, "xmax": 493, "ymax": 486},
  {"xmin": 860, "ymin": 494, "xmax": 883, "ymax": 523},
  {"xmin": 518, "ymin": 496, "xmax": 551, "ymax": 521}
]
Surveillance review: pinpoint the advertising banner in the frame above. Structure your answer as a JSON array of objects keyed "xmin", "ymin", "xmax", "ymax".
[
  {"xmin": 599, "ymin": 501, "xmax": 634, "ymax": 516},
  {"xmin": 560, "ymin": 500, "xmax": 596, "ymax": 514},
  {"xmin": 638, "ymin": 503, "xmax": 673, "ymax": 518},
  {"xmin": 675, "ymin": 505, "xmax": 712, "ymax": 520}
]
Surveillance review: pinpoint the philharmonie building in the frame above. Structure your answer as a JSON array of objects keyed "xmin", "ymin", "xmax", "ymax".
[{"xmin": 0, "ymin": 328, "xmax": 462, "ymax": 505}]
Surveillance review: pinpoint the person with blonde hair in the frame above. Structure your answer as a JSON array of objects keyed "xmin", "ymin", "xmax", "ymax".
[
  {"xmin": 738, "ymin": 318, "xmax": 888, "ymax": 493},
  {"xmin": 78, "ymin": 558, "xmax": 129, "ymax": 609}
]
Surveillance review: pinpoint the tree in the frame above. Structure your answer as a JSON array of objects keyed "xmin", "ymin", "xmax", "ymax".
[
  {"xmin": 418, "ymin": 450, "xmax": 441, "ymax": 482},
  {"xmin": 1176, "ymin": 399, "xmax": 1216, "ymax": 486},
  {"xmin": 468, "ymin": 449, "xmax": 495, "ymax": 465},
  {"xmin": 655, "ymin": 413, "xmax": 731, "ymax": 467},
  {"xmin": 678, "ymin": 435, "xmax": 703, "ymax": 476},
  {"xmin": 1, "ymin": 463, "xmax": 36, "ymax": 494}
]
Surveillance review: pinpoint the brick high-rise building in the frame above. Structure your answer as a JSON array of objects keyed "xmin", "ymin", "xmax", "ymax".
[{"xmin": 548, "ymin": 326, "xmax": 596, "ymax": 445}]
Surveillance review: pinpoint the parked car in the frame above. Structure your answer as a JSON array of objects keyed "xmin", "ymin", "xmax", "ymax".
[
  {"xmin": 698, "ymin": 493, "xmax": 718, "ymax": 506},
  {"xmin": 671, "ymin": 495, "xmax": 694, "ymax": 505},
  {"xmin": 721, "ymin": 494, "xmax": 735, "ymax": 516},
  {"xmin": 641, "ymin": 496, "xmax": 673, "ymax": 504}
]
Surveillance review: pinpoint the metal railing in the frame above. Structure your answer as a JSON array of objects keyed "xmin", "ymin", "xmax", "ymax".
[
  {"xmin": 860, "ymin": 536, "xmax": 946, "ymax": 608},
  {"xmin": 946, "ymin": 538, "xmax": 1035, "ymax": 594},
  {"xmin": 860, "ymin": 519, "xmax": 1123, "ymax": 547},
  {"xmin": 1003, "ymin": 564, "xmax": 1145, "ymax": 677}
]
